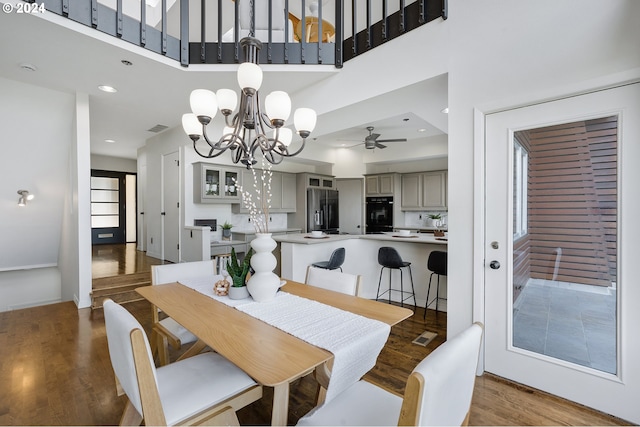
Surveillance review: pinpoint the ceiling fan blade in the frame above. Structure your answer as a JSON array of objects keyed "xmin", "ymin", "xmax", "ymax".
[
  {"xmin": 345, "ymin": 142, "xmax": 365, "ymax": 148},
  {"xmin": 376, "ymin": 138, "xmax": 407, "ymax": 143},
  {"xmin": 366, "ymin": 133, "xmax": 381, "ymax": 141},
  {"xmin": 374, "ymin": 142, "xmax": 387, "ymax": 149}
]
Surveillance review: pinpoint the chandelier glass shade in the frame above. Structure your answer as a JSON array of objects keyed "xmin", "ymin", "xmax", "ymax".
[{"xmin": 182, "ymin": 37, "xmax": 317, "ymax": 168}]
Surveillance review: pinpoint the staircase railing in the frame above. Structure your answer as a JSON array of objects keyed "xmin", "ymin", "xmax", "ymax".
[{"xmin": 34, "ymin": 0, "xmax": 445, "ymax": 68}]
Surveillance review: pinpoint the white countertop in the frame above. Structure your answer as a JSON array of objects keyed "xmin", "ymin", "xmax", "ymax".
[
  {"xmin": 232, "ymin": 228, "xmax": 302, "ymax": 235},
  {"xmin": 273, "ymin": 232, "xmax": 447, "ymax": 245}
]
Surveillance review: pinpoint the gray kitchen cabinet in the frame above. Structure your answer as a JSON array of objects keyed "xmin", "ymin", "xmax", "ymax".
[
  {"xmin": 193, "ymin": 162, "xmax": 241, "ymax": 204},
  {"xmin": 305, "ymin": 174, "xmax": 335, "ymax": 189},
  {"xmin": 400, "ymin": 173, "xmax": 422, "ymax": 209},
  {"xmin": 400, "ymin": 171, "xmax": 447, "ymax": 210},
  {"xmin": 422, "ymin": 171, "xmax": 447, "ymax": 209},
  {"xmin": 232, "ymin": 170, "xmax": 297, "ymax": 213},
  {"xmin": 365, "ymin": 174, "xmax": 395, "ymax": 196}
]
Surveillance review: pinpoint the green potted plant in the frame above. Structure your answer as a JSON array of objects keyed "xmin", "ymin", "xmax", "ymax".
[
  {"xmin": 219, "ymin": 220, "xmax": 233, "ymax": 240},
  {"xmin": 226, "ymin": 247, "xmax": 254, "ymax": 299},
  {"xmin": 427, "ymin": 213, "xmax": 442, "ymax": 227}
]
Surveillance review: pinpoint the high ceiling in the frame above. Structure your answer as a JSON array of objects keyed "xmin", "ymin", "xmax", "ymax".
[{"xmin": 0, "ymin": 5, "xmax": 447, "ymax": 160}]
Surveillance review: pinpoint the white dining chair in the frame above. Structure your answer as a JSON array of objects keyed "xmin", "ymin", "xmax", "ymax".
[
  {"xmin": 151, "ymin": 260, "xmax": 216, "ymax": 365},
  {"xmin": 305, "ymin": 265, "xmax": 362, "ymax": 296},
  {"xmin": 297, "ymin": 322, "xmax": 484, "ymax": 426},
  {"xmin": 103, "ymin": 299, "xmax": 262, "ymax": 426}
]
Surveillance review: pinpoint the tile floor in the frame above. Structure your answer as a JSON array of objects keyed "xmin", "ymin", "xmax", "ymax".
[{"xmin": 513, "ymin": 278, "xmax": 617, "ymax": 374}]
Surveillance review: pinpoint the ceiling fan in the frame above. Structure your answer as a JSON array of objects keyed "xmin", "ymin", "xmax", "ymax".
[{"xmin": 348, "ymin": 126, "xmax": 407, "ymax": 149}]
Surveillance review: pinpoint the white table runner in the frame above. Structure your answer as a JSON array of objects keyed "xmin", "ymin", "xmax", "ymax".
[{"xmin": 179, "ymin": 275, "xmax": 391, "ymax": 402}]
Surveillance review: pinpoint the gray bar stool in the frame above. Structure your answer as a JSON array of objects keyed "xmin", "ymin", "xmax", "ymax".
[
  {"xmin": 311, "ymin": 247, "xmax": 345, "ymax": 271},
  {"xmin": 376, "ymin": 247, "xmax": 416, "ymax": 307},
  {"xmin": 424, "ymin": 250, "xmax": 447, "ymax": 318}
]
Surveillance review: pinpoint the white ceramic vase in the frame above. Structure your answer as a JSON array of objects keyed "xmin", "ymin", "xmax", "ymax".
[{"xmin": 247, "ymin": 233, "xmax": 281, "ymax": 302}]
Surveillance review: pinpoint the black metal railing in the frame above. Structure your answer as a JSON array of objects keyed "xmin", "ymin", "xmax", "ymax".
[{"xmin": 36, "ymin": 0, "xmax": 445, "ymax": 68}]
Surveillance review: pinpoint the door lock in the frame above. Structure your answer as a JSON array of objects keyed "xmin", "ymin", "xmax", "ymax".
[
  {"xmin": 491, "ymin": 241, "xmax": 499, "ymax": 249},
  {"xmin": 489, "ymin": 260, "xmax": 501, "ymax": 270}
]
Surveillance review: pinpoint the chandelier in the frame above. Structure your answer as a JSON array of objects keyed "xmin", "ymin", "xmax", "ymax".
[{"xmin": 181, "ymin": 36, "xmax": 317, "ymax": 168}]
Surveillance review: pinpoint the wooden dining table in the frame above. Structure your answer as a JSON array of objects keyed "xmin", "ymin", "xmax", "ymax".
[{"xmin": 136, "ymin": 280, "xmax": 412, "ymax": 426}]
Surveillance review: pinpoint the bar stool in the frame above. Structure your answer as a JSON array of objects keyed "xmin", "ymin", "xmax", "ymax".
[
  {"xmin": 376, "ymin": 247, "xmax": 416, "ymax": 307},
  {"xmin": 312, "ymin": 247, "xmax": 345, "ymax": 272},
  {"xmin": 424, "ymin": 251, "xmax": 447, "ymax": 318}
]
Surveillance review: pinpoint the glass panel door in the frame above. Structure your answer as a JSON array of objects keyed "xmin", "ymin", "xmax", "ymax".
[{"xmin": 512, "ymin": 118, "xmax": 617, "ymax": 374}]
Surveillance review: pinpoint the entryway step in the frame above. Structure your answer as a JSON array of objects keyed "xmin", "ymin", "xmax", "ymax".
[{"xmin": 91, "ymin": 271, "xmax": 151, "ymax": 309}]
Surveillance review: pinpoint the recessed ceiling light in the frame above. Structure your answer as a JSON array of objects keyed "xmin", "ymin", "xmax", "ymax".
[
  {"xmin": 19, "ymin": 63, "xmax": 37, "ymax": 72},
  {"xmin": 417, "ymin": 128, "xmax": 427, "ymax": 133},
  {"xmin": 105, "ymin": 139, "xmax": 116, "ymax": 143},
  {"xmin": 441, "ymin": 107, "xmax": 449, "ymax": 114},
  {"xmin": 121, "ymin": 60, "xmax": 133, "ymax": 66},
  {"xmin": 98, "ymin": 85, "xmax": 118, "ymax": 93}
]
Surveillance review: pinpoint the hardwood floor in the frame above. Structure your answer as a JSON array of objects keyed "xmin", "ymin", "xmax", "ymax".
[{"xmin": 0, "ymin": 244, "xmax": 630, "ymax": 425}]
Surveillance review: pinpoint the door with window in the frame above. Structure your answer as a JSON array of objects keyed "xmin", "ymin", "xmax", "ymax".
[
  {"xmin": 484, "ymin": 83, "xmax": 640, "ymax": 423},
  {"xmin": 91, "ymin": 170, "xmax": 137, "ymax": 245}
]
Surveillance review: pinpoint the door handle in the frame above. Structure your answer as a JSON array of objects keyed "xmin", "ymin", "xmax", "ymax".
[{"xmin": 489, "ymin": 260, "xmax": 500, "ymax": 270}]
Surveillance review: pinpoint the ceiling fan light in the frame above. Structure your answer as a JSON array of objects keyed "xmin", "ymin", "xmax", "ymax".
[
  {"xmin": 265, "ymin": 91, "xmax": 291, "ymax": 122},
  {"xmin": 190, "ymin": 89, "xmax": 218, "ymax": 120},
  {"xmin": 182, "ymin": 113, "xmax": 202, "ymax": 137},
  {"xmin": 277, "ymin": 128, "xmax": 293, "ymax": 146},
  {"xmin": 216, "ymin": 89, "xmax": 238, "ymax": 113},
  {"xmin": 237, "ymin": 62, "xmax": 263, "ymax": 92},
  {"xmin": 294, "ymin": 108, "xmax": 317, "ymax": 137}
]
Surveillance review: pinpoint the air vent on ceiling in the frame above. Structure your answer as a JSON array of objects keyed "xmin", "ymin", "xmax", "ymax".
[{"xmin": 147, "ymin": 124, "xmax": 169, "ymax": 133}]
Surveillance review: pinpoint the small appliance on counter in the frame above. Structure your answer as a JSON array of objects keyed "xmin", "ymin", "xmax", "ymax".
[{"xmin": 194, "ymin": 219, "xmax": 217, "ymax": 230}]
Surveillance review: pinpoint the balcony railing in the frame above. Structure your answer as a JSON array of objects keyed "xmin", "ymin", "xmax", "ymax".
[{"xmin": 36, "ymin": 0, "xmax": 445, "ymax": 68}]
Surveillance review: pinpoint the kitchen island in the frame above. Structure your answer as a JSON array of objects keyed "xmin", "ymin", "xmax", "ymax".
[{"xmin": 274, "ymin": 232, "xmax": 447, "ymax": 310}]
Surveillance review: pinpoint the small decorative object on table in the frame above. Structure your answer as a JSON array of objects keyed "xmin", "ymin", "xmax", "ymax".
[
  {"xmin": 226, "ymin": 247, "xmax": 254, "ymax": 300},
  {"xmin": 219, "ymin": 220, "xmax": 233, "ymax": 240},
  {"xmin": 214, "ymin": 275, "xmax": 230, "ymax": 296},
  {"xmin": 433, "ymin": 229, "xmax": 445, "ymax": 237}
]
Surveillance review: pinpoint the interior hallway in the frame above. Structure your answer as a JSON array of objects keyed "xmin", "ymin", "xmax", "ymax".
[{"xmin": 0, "ymin": 244, "xmax": 629, "ymax": 425}]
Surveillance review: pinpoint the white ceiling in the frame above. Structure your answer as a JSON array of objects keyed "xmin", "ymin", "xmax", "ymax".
[{"xmin": 0, "ymin": 6, "xmax": 447, "ymax": 160}]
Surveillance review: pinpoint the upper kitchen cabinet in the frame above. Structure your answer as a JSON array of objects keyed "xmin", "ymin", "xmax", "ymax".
[
  {"xmin": 193, "ymin": 162, "xmax": 241, "ymax": 203},
  {"xmin": 232, "ymin": 169, "xmax": 297, "ymax": 213},
  {"xmin": 401, "ymin": 171, "xmax": 447, "ymax": 210},
  {"xmin": 365, "ymin": 174, "xmax": 395, "ymax": 196},
  {"xmin": 306, "ymin": 174, "xmax": 335, "ymax": 189}
]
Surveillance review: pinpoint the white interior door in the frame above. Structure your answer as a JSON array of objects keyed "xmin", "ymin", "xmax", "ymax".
[
  {"xmin": 484, "ymin": 83, "xmax": 640, "ymax": 423},
  {"xmin": 162, "ymin": 151, "xmax": 180, "ymax": 263}
]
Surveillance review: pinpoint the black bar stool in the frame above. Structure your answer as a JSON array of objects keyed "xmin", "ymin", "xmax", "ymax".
[
  {"xmin": 424, "ymin": 251, "xmax": 447, "ymax": 318},
  {"xmin": 376, "ymin": 247, "xmax": 416, "ymax": 307},
  {"xmin": 311, "ymin": 247, "xmax": 345, "ymax": 271}
]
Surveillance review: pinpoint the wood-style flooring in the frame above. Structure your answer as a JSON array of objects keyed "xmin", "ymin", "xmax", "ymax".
[{"xmin": 0, "ymin": 244, "xmax": 630, "ymax": 425}]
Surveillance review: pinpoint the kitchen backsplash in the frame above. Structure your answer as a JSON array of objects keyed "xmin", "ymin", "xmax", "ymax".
[{"xmin": 404, "ymin": 211, "xmax": 448, "ymax": 228}]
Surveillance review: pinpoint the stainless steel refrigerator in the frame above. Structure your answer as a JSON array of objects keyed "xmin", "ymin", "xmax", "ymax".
[{"xmin": 307, "ymin": 189, "xmax": 339, "ymax": 233}]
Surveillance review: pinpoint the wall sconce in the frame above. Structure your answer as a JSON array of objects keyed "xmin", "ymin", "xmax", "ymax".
[{"xmin": 17, "ymin": 190, "xmax": 34, "ymax": 206}]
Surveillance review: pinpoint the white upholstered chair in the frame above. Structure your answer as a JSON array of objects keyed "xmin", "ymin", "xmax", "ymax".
[
  {"xmin": 151, "ymin": 260, "xmax": 216, "ymax": 365},
  {"xmin": 305, "ymin": 265, "xmax": 361, "ymax": 296},
  {"xmin": 103, "ymin": 299, "xmax": 262, "ymax": 426},
  {"xmin": 221, "ymin": 0, "xmax": 295, "ymax": 43},
  {"xmin": 297, "ymin": 322, "xmax": 484, "ymax": 426}
]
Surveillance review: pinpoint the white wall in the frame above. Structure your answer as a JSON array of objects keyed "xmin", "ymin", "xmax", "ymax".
[
  {"xmin": 0, "ymin": 77, "xmax": 74, "ymax": 311},
  {"xmin": 58, "ymin": 93, "xmax": 92, "ymax": 309},
  {"xmin": 445, "ymin": 0, "xmax": 640, "ymax": 337},
  {"xmin": 91, "ymin": 154, "xmax": 137, "ymax": 173}
]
